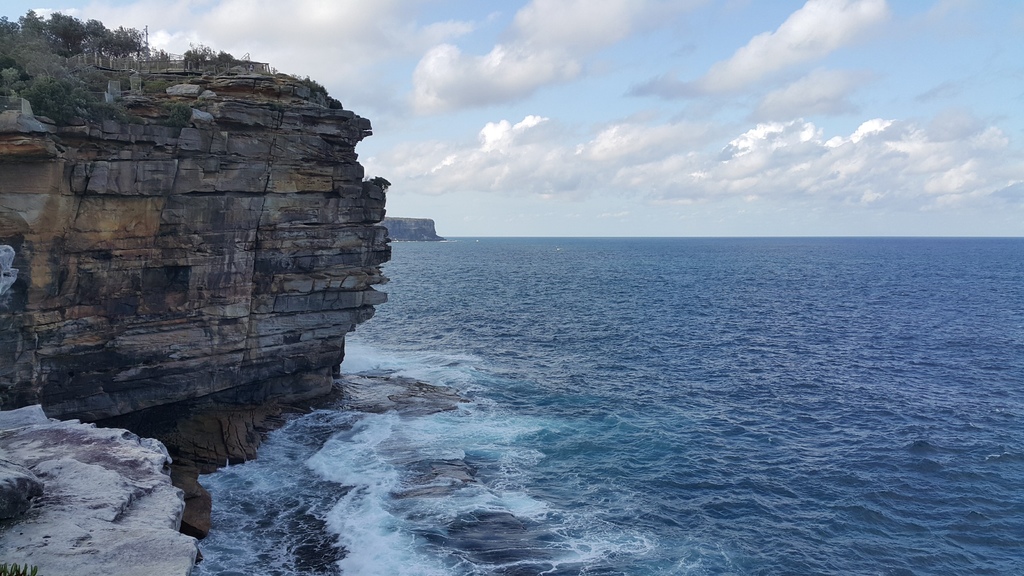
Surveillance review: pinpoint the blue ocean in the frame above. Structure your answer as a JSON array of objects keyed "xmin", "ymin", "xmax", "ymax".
[{"xmin": 194, "ymin": 238, "xmax": 1024, "ymax": 575}]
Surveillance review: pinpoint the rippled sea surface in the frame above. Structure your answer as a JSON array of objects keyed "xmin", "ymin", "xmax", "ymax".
[{"xmin": 196, "ymin": 238, "xmax": 1024, "ymax": 575}]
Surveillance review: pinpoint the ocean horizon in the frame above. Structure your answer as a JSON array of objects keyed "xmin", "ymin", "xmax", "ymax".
[{"xmin": 196, "ymin": 237, "xmax": 1024, "ymax": 575}]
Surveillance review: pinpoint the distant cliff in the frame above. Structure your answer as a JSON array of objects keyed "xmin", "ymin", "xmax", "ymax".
[
  {"xmin": 384, "ymin": 217, "xmax": 445, "ymax": 241},
  {"xmin": 0, "ymin": 74, "xmax": 390, "ymax": 421}
]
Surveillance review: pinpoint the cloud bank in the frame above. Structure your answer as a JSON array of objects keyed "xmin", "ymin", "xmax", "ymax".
[{"xmin": 369, "ymin": 111, "xmax": 1023, "ymax": 213}]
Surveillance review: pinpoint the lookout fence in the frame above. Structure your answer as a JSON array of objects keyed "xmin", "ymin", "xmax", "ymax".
[{"xmin": 66, "ymin": 53, "xmax": 273, "ymax": 75}]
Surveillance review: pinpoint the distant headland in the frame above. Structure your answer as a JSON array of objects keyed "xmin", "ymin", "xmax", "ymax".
[{"xmin": 384, "ymin": 217, "xmax": 445, "ymax": 241}]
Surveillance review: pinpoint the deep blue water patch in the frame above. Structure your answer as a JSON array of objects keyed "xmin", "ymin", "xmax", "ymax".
[{"xmin": 196, "ymin": 238, "xmax": 1024, "ymax": 575}]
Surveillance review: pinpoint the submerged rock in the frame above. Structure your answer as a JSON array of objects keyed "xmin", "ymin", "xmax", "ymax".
[{"xmin": 339, "ymin": 374, "xmax": 467, "ymax": 416}]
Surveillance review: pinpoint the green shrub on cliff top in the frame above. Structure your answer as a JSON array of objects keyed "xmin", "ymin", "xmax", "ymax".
[
  {"xmin": 20, "ymin": 76, "xmax": 90, "ymax": 124},
  {"xmin": 162, "ymin": 102, "xmax": 192, "ymax": 128},
  {"xmin": 368, "ymin": 176, "xmax": 391, "ymax": 192},
  {"xmin": 1, "ymin": 9, "xmax": 341, "ymax": 127},
  {"xmin": 297, "ymin": 75, "xmax": 342, "ymax": 109}
]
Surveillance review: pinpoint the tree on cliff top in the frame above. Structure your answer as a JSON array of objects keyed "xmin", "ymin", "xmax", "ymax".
[
  {"xmin": 4, "ymin": 11, "xmax": 145, "ymax": 60},
  {"xmin": 0, "ymin": 11, "xmax": 146, "ymax": 124},
  {"xmin": 368, "ymin": 177, "xmax": 391, "ymax": 192},
  {"xmin": 19, "ymin": 76, "xmax": 91, "ymax": 124}
]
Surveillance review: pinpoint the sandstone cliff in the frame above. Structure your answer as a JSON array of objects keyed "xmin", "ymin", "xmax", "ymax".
[
  {"xmin": 0, "ymin": 73, "xmax": 390, "ymax": 421},
  {"xmin": 383, "ymin": 217, "xmax": 445, "ymax": 241}
]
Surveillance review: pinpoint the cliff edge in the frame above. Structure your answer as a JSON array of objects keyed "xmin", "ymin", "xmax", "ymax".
[{"xmin": 0, "ymin": 74, "xmax": 390, "ymax": 422}]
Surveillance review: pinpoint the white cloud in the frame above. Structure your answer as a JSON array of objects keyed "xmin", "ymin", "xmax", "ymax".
[
  {"xmin": 700, "ymin": 0, "xmax": 890, "ymax": 93},
  {"xmin": 480, "ymin": 115, "xmax": 548, "ymax": 152},
  {"xmin": 371, "ymin": 112, "xmax": 1024, "ymax": 217},
  {"xmin": 641, "ymin": 116, "xmax": 1022, "ymax": 210},
  {"xmin": 510, "ymin": 0, "xmax": 686, "ymax": 53},
  {"xmin": 368, "ymin": 114, "xmax": 717, "ymax": 196},
  {"xmin": 412, "ymin": 43, "xmax": 580, "ymax": 114},
  {"xmin": 754, "ymin": 69, "xmax": 869, "ymax": 120},
  {"xmin": 597, "ymin": 211, "xmax": 631, "ymax": 218},
  {"xmin": 584, "ymin": 121, "xmax": 713, "ymax": 163},
  {"xmin": 848, "ymin": 118, "xmax": 892, "ymax": 142},
  {"xmin": 632, "ymin": 0, "xmax": 889, "ymax": 99},
  {"xmin": 412, "ymin": 0, "xmax": 700, "ymax": 113}
]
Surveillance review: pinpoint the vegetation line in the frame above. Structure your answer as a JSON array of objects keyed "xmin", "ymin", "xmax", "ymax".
[{"xmin": 1, "ymin": 10, "xmax": 340, "ymax": 126}]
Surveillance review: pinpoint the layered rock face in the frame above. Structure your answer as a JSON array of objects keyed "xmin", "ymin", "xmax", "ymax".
[
  {"xmin": 383, "ymin": 217, "xmax": 445, "ymax": 241},
  {"xmin": 0, "ymin": 74, "xmax": 390, "ymax": 422}
]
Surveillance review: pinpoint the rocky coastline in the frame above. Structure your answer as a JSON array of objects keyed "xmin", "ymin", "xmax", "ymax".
[{"xmin": 0, "ymin": 70, "xmax": 392, "ymax": 569}]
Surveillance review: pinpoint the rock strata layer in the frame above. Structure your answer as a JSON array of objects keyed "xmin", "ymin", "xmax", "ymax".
[
  {"xmin": 383, "ymin": 217, "xmax": 445, "ymax": 241},
  {"xmin": 0, "ymin": 405, "xmax": 197, "ymax": 576},
  {"xmin": 0, "ymin": 74, "xmax": 390, "ymax": 421}
]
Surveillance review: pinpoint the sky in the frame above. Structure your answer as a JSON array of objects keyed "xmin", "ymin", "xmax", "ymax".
[{"xmin": 5, "ymin": 0, "xmax": 1024, "ymax": 237}]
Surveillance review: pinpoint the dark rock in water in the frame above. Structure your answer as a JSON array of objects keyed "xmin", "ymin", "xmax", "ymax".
[
  {"xmin": 438, "ymin": 510, "xmax": 558, "ymax": 567},
  {"xmin": 383, "ymin": 217, "xmax": 445, "ymax": 241},
  {"xmin": 339, "ymin": 374, "xmax": 467, "ymax": 416},
  {"xmin": 417, "ymin": 458, "xmax": 477, "ymax": 484},
  {"xmin": 394, "ymin": 458, "xmax": 479, "ymax": 499},
  {"xmin": 286, "ymin": 507, "xmax": 346, "ymax": 574},
  {"xmin": 172, "ymin": 465, "xmax": 212, "ymax": 539}
]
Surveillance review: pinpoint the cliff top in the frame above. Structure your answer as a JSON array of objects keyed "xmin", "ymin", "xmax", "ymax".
[
  {"xmin": 2, "ymin": 70, "xmax": 359, "ymax": 137},
  {"xmin": 1, "ymin": 10, "xmax": 343, "ymax": 126}
]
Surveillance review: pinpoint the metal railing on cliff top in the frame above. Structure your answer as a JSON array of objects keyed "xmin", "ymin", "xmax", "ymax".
[
  {"xmin": 1, "ymin": 97, "xmax": 32, "ymax": 115},
  {"xmin": 66, "ymin": 52, "xmax": 273, "ymax": 75}
]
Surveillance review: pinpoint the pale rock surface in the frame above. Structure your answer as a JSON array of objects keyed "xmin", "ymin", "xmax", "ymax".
[
  {"xmin": 0, "ymin": 245, "xmax": 15, "ymax": 296},
  {"xmin": 0, "ymin": 405, "xmax": 197, "ymax": 576},
  {"xmin": 166, "ymin": 83, "xmax": 204, "ymax": 96},
  {"xmin": 190, "ymin": 108, "xmax": 214, "ymax": 122}
]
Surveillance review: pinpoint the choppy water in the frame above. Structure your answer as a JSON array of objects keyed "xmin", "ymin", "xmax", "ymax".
[{"xmin": 195, "ymin": 238, "xmax": 1024, "ymax": 575}]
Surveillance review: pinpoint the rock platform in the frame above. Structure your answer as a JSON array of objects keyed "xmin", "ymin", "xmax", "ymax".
[{"xmin": 0, "ymin": 405, "xmax": 198, "ymax": 576}]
